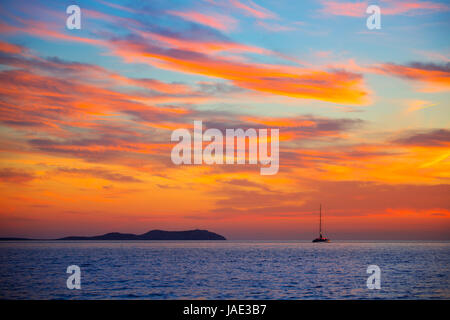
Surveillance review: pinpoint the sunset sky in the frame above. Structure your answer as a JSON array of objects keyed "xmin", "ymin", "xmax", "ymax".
[{"xmin": 0, "ymin": 0, "xmax": 449, "ymax": 240}]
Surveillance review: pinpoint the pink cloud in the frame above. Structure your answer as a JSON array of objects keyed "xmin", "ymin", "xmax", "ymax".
[
  {"xmin": 383, "ymin": 0, "xmax": 449, "ymax": 15},
  {"xmin": 320, "ymin": 1, "xmax": 367, "ymax": 17},
  {"xmin": 230, "ymin": 0, "xmax": 277, "ymax": 19},
  {"xmin": 320, "ymin": 0, "xmax": 449, "ymax": 17},
  {"xmin": 168, "ymin": 10, "xmax": 238, "ymax": 31}
]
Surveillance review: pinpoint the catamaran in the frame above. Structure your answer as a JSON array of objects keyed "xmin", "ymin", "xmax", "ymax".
[{"xmin": 312, "ymin": 204, "xmax": 330, "ymax": 243}]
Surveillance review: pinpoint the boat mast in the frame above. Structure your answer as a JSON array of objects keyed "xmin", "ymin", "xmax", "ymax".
[{"xmin": 319, "ymin": 204, "xmax": 322, "ymax": 237}]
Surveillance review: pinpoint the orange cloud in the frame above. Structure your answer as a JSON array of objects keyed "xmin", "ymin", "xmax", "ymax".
[
  {"xmin": 109, "ymin": 38, "xmax": 368, "ymax": 104},
  {"xmin": 0, "ymin": 40, "xmax": 23, "ymax": 54},
  {"xmin": 1, "ymin": 12, "xmax": 369, "ymax": 105},
  {"xmin": 374, "ymin": 62, "xmax": 450, "ymax": 92}
]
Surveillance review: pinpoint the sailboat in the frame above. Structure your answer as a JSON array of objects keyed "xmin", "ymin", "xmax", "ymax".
[{"xmin": 312, "ymin": 204, "xmax": 330, "ymax": 243}]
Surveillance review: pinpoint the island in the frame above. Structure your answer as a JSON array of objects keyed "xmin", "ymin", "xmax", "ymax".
[{"xmin": 0, "ymin": 229, "xmax": 226, "ymax": 241}]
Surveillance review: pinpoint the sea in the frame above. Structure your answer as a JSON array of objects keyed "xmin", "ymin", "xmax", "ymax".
[{"xmin": 0, "ymin": 241, "xmax": 448, "ymax": 299}]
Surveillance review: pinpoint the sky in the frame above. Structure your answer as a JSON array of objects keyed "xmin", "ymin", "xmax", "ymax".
[{"xmin": 0, "ymin": 0, "xmax": 449, "ymax": 240}]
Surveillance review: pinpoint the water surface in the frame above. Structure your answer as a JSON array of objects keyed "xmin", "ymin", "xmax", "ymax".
[{"xmin": 0, "ymin": 241, "xmax": 448, "ymax": 299}]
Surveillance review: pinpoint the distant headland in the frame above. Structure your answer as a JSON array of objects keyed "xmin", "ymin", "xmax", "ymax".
[{"xmin": 0, "ymin": 229, "xmax": 226, "ymax": 241}]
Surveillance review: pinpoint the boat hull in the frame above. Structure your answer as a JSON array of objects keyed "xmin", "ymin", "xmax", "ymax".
[{"xmin": 312, "ymin": 238, "xmax": 330, "ymax": 243}]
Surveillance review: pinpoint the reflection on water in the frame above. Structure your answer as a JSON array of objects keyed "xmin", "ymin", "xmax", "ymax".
[{"xmin": 0, "ymin": 241, "xmax": 449, "ymax": 299}]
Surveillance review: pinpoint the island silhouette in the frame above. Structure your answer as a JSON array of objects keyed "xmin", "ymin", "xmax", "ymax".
[{"xmin": 0, "ymin": 229, "xmax": 226, "ymax": 241}]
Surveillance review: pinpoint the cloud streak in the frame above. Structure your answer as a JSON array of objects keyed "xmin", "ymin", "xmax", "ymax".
[
  {"xmin": 374, "ymin": 62, "xmax": 450, "ymax": 92},
  {"xmin": 319, "ymin": 0, "xmax": 449, "ymax": 17}
]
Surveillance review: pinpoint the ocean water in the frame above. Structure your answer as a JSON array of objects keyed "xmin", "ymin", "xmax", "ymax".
[{"xmin": 0, "ymin": 241, "xmax": 448, "ymax": 299}]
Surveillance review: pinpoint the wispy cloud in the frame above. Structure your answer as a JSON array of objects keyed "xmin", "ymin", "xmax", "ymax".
[
  {"xmin": 374, "ymin": 62, "xmax": 450, "ymax": 92},
  {"xmin": 393, "ymin": 129, "xmax": 450, "ymax": 147},
  {"xmin": 319, "ymin": 0, "xmax": 449, "ymax": 17},
  {"xmin": 405, "ymin": 99, "xmax": 437, "ymax": 113},
  {"xmin": 54, "ymin": 167, "xmax": 143, "ymax": 183},
  {"xmin": 0, "ymin": 168, "xmax": 35, "ymax": 184},
  {"xmin": 256, "ymin": 21, "xmax": 297, "ymax": 32},
  {"xmin": 168, "ymin": 10, "xmax": 238, "ymax": 31},
  {"xmin": 229, "ymin": 0, "xmax": 277, "ymax": 19}
]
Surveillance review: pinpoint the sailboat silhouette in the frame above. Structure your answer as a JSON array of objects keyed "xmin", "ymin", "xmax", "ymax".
[{"xmin": 312, "ymin": 204, "xmax": 330, "ymax": 243}]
